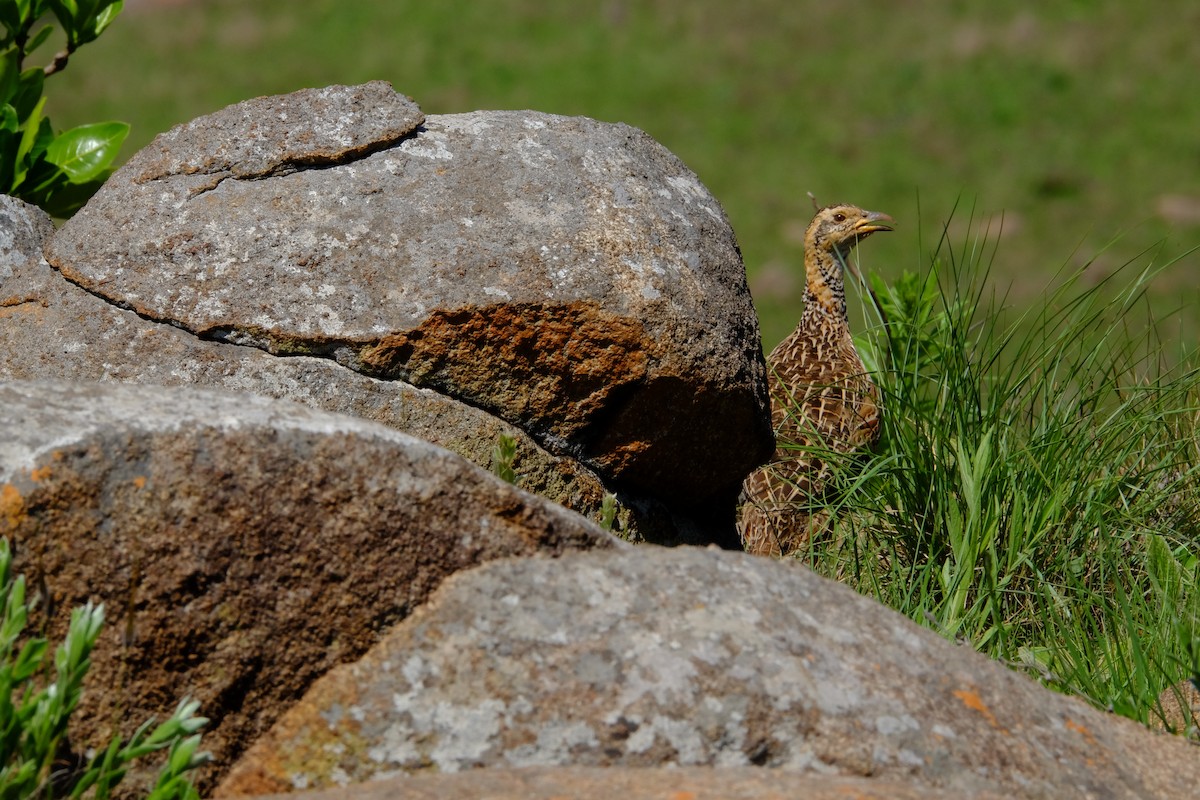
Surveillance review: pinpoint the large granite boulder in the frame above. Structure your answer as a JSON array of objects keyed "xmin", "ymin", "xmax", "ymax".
[
  {"xmin": 0, "ymin": 379, "xmax": 618, "ymax": 793},
  {"xmin": 0, "ymin": 195, "xmax": 617, "ymax": 538},
  {"xmin": 36, "ymin": 81, "xmax": 773, "ymax": 543},
  {"xmin": 219, "ymin": 547, "xmax": 1200, "ymax": 800}
]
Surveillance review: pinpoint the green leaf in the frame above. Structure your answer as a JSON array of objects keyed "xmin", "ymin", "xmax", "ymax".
[
  {"xmin": 11, "ymin": 637, "xmax": 49, "ymax": 681},
  {"xmin": 49, "ymin": 0, "xmax": 123, "ymax": 48},
  {"xmin": 25, "ymin": 22, "xmax": 55, "ymax": 56},
  {"xmin": 12, "ymin": 66, "xmax": 44, "ymax": 121},
  {"xmin": 45, "ymin": 120, "xmax": 127, "ymax": 182},
  {"xmin": 0, "ymin": 4, "xmax": 23, "ymax": 37},
  {"xmin": 91, "ymin": 0, "xmax": 122, "ymax": 40},
  {"xmin": 11, "ymin": 93, "xmax": 45, "ymax": 188},
  {"xmin": 30, "ymin": 172, "xmax": 103, "ymax": 217},
  {"xmin": 0, "ymin": 46, "xmax": 17, "ymax": 104},
  {"xmin": 46, "ymin": 0, "xmax": 78, "ymax": 45}
]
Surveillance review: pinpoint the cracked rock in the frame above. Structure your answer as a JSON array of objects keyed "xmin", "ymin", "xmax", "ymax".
[
  {"xmin": 0, "ymin": 379, "xmax": 618, "ymax": 795},
  {"xmin": 45, "ymin": 82, "xmax": 773, "ymax": 532},
  {"xmin": 0, "ymin": 194, "xmax": 624, "ymax": 538},
  {"xmin": 122, "ymin": 80, "xmax": 424, "ymax": 182},
  {"xmin": 218, "ymin": 547, "xmax": 1200, "ymax": 800}
]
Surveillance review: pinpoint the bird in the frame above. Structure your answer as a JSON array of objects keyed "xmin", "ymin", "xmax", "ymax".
[{"xmin": 738, "ymin": 202, "xmax": 893, "ymax": 557}]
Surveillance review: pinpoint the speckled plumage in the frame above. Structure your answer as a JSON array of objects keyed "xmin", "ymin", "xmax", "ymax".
[{"xmin": 739, "ymin": 204, "xmax": 892, "ymax": 556}]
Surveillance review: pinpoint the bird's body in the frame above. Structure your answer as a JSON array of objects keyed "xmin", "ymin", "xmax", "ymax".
[{"xmin": 739, "ymin": 204, "xmax": 892, "ymax": 557}]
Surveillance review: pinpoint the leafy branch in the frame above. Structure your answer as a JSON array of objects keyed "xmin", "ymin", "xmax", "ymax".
[{"xmin": 0, "ymin": 0, "xmax": 128, "ymax": 216}]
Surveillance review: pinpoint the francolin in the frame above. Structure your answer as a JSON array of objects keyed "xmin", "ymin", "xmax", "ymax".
[{"xmin": 739, "ymin": 203, "xmax": 893, "ymax": 556}]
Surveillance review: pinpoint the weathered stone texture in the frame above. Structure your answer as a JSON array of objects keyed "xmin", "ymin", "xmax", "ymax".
[
  {"xmin": 0, "ymin": 380, "xmax": 618, "ymax": 793},
  {"xmin": 0, "ymin": 195, "xmax": 626, "ymax": 537},
  {"xmin": 237, "ymin": 767, "xmax": 1011, "ymax": 800},
  {"xmin": 220, "ymin": 547, "xmax": 1200, "ymax": 800},
  {"xmin": 123, "ymin": 81, "xmax": 425, "ymax": 181},
  {"xmin": 46, "ymin": 83, "xmax": 773, "ymax": 512}
]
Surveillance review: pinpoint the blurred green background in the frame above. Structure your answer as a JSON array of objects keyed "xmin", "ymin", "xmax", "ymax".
[{"xmin": 51, "ymin": 0, "xmax": 1200, "ymax": 349}]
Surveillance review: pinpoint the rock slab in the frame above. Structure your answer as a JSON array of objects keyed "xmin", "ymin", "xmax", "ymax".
[
  {"xmin": 220, "ymin": 547, "xmax": 1200, "ymax": 800},
  {"xmin": 243, "ymin": 767, "xmax": 1010, "ymax": 800},
  {"xmin": 0, "ymin": 194, "xmax": 624, "ymax": 541},
  {"xmin": 0, "ymin": 379, "xmax": 618, "ymax": 792},
  {"xmin": 46, "ymin": 81, "xmax": 773, "ymax": 511}
]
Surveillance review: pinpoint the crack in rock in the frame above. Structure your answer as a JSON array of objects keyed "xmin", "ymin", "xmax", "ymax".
[
  {"xmin": 43, "ymin": 83, "xmax": 774, "ymax": 507},
  {"xmin": 125, "ymin": 80, "xmax": 425, "ymax": 184},
  {"xmin": 181, "ymin": 124, "xmax": 432, "ymax": 200}
]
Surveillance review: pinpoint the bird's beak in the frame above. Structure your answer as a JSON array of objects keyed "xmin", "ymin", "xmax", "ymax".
[
  {"xmin": 843, "ymin": 211, "xmax": 893, "ymax": 287},
  {"xmin": 854, "ymin": 211, "xmax": 894, "ymax": 235}
]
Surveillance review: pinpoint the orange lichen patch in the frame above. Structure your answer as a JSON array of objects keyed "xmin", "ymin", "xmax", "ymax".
[
  {"xmin": 1064, "ymin": 717, "xmax": 1098, "ymax": 745},
  {"xmin": 132, "ymin": 475, "xmax": 148, "ymax": 489},
  {"xmin": 355, "ymin": 302, "xmax": 651, "ymax": 432},
  {"xmin": 0, "ymin": 484, "xmax": 24, "ymax": 530},
  {"xmin": 350, "ymin": 300, "xmax": 769, "ymax": 499},
  {"xmin": 30, "ymin": 465, "xmax": 52, "ymax": 482},
  {"xmin": 666, "ymin": 792, "xmax": 698, "ymax": 800},
  {"xmin": 217, "ymin": 699, "xmax": 373, "ymax": 796},
  {"xmin": 953, "ymin": 688, "xmax": 1005, "ymax": 732},
  {"xmin": 0, "ymin": 306, "xmax": 46, "ymax": 321},
  {"xmin": 0, "ymin": 295, "xmax": 47, "ymax": 317}
]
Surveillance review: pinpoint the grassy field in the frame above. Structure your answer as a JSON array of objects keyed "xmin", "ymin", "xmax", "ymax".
[
  {"xmin": 48, "ymin": 0, "xmax": 1200, "ymax": 347},
  {"xmin": 40, "ymin": 1, "xmax": 1200, "ymax": 732}
]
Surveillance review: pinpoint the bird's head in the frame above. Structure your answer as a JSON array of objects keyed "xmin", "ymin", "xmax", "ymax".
[
  {"xmin": 805, "ymin": 204, "xmax": 894, "ymax": 259},
  {"xmin": 799, "ymin": 202, "xmax": 894, "ymax": 319}
]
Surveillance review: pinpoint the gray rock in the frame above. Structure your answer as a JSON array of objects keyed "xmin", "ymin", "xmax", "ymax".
[
  {"xmin": 219, "ymin": 547, "xmax": 1200, "ymax": 800},
  {"xmin": 0, "ymin": 195, "xmax": 52, "ymax": 281},
  {"xmin": 46, "ymin": 82, "xmax": 773, "ymax": 517},
  {"xmin": 231, "ymin": 766, "xmax": 1009, "ymax": 800},
  {"xmin": 121, "ymin": 81, "xmax": 424, "ymax": 181},
  {"xmin": 0, "ymin": 379, "xmax": 618, "ymax": 794},
  {"xmin": 0, "ymin": 195, "xmax": 666, "ymax": 541}
]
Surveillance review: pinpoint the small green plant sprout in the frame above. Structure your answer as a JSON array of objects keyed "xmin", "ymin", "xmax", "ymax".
[
  {"xmin": 598, "ymin": 492, "xmax": 618, "ymax": 532},
  {"xmin": 490, "ymin": 433, "xmax": 518, "ymax": 485},
  {"xmin": 0, "ymin": 0, "xmax": 129, "ymax": 217},
  {"xmin": 0, "ymin": 538, "xmax": 209, "ymax": 800}
]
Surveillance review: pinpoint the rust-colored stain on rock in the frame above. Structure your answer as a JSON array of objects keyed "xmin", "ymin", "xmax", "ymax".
[
  {"xmin": 352, "ymin": 300, "xmax": 768, "ymax": 501},
  {"xmin": 0, "ymin": 296, "xmax": 47, "ymax": 318},
  {"xmin": 30, "ymin": 465, "xmax": 52, "ymax": 482},
  {"xmin": 357, "ymin": 301, "xmax": 650, "ymax": 436},
  {"xmin": 216, "ymin": 707, "xmax": 365, "ymax": 798},
  {"xmin": 953, "ymin": 688, "xmax": 1006, "ymax": 733},
  {"xmin": 1063, "ymin": 717, "xmax": 1098, "ymax": 745},
  {"xmin": 0, "ymin": 484, "xmax": 24, "ymax": 530}
]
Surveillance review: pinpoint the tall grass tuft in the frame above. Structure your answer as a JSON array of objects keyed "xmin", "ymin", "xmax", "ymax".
[{"xmin": 800, "ymin": 211, "xmax": 1200, "ymax": 729}]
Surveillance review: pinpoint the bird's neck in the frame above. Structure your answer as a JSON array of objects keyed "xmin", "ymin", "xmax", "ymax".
[{"xmin": 801, "ymin": 246, "xmax": 850, "ymax": 331}]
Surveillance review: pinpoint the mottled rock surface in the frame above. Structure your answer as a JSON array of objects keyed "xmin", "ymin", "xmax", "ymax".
[
  {"xmin": 46, "ymin": 82, "xmax": 773, "ymax": 523},
  {"xmin": 220, "ymin": 547, "xmax": 1200, "ymax": 800},
  {"xmin": 122, "ymin": 81, "xmax": 424, "ymax": 181},
  {"xmin": 0, "ymin": 379, "xmax": 618, "ymax": 793},
  {"xmin": 0, "ymin": 196, "xmax": 644, "ymax": 541},
  {"xmin": 240, "ymin": 767, "xmax": 1010, "ymax": 800},
  {"xmin": 0, "ymin": 193, "xmax": 53, "ymax": 279}
]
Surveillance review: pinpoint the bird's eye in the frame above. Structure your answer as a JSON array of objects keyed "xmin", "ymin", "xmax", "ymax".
[{"xmin": 833, "ymin": 213, "xmax": 846, "ymax": 223}]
